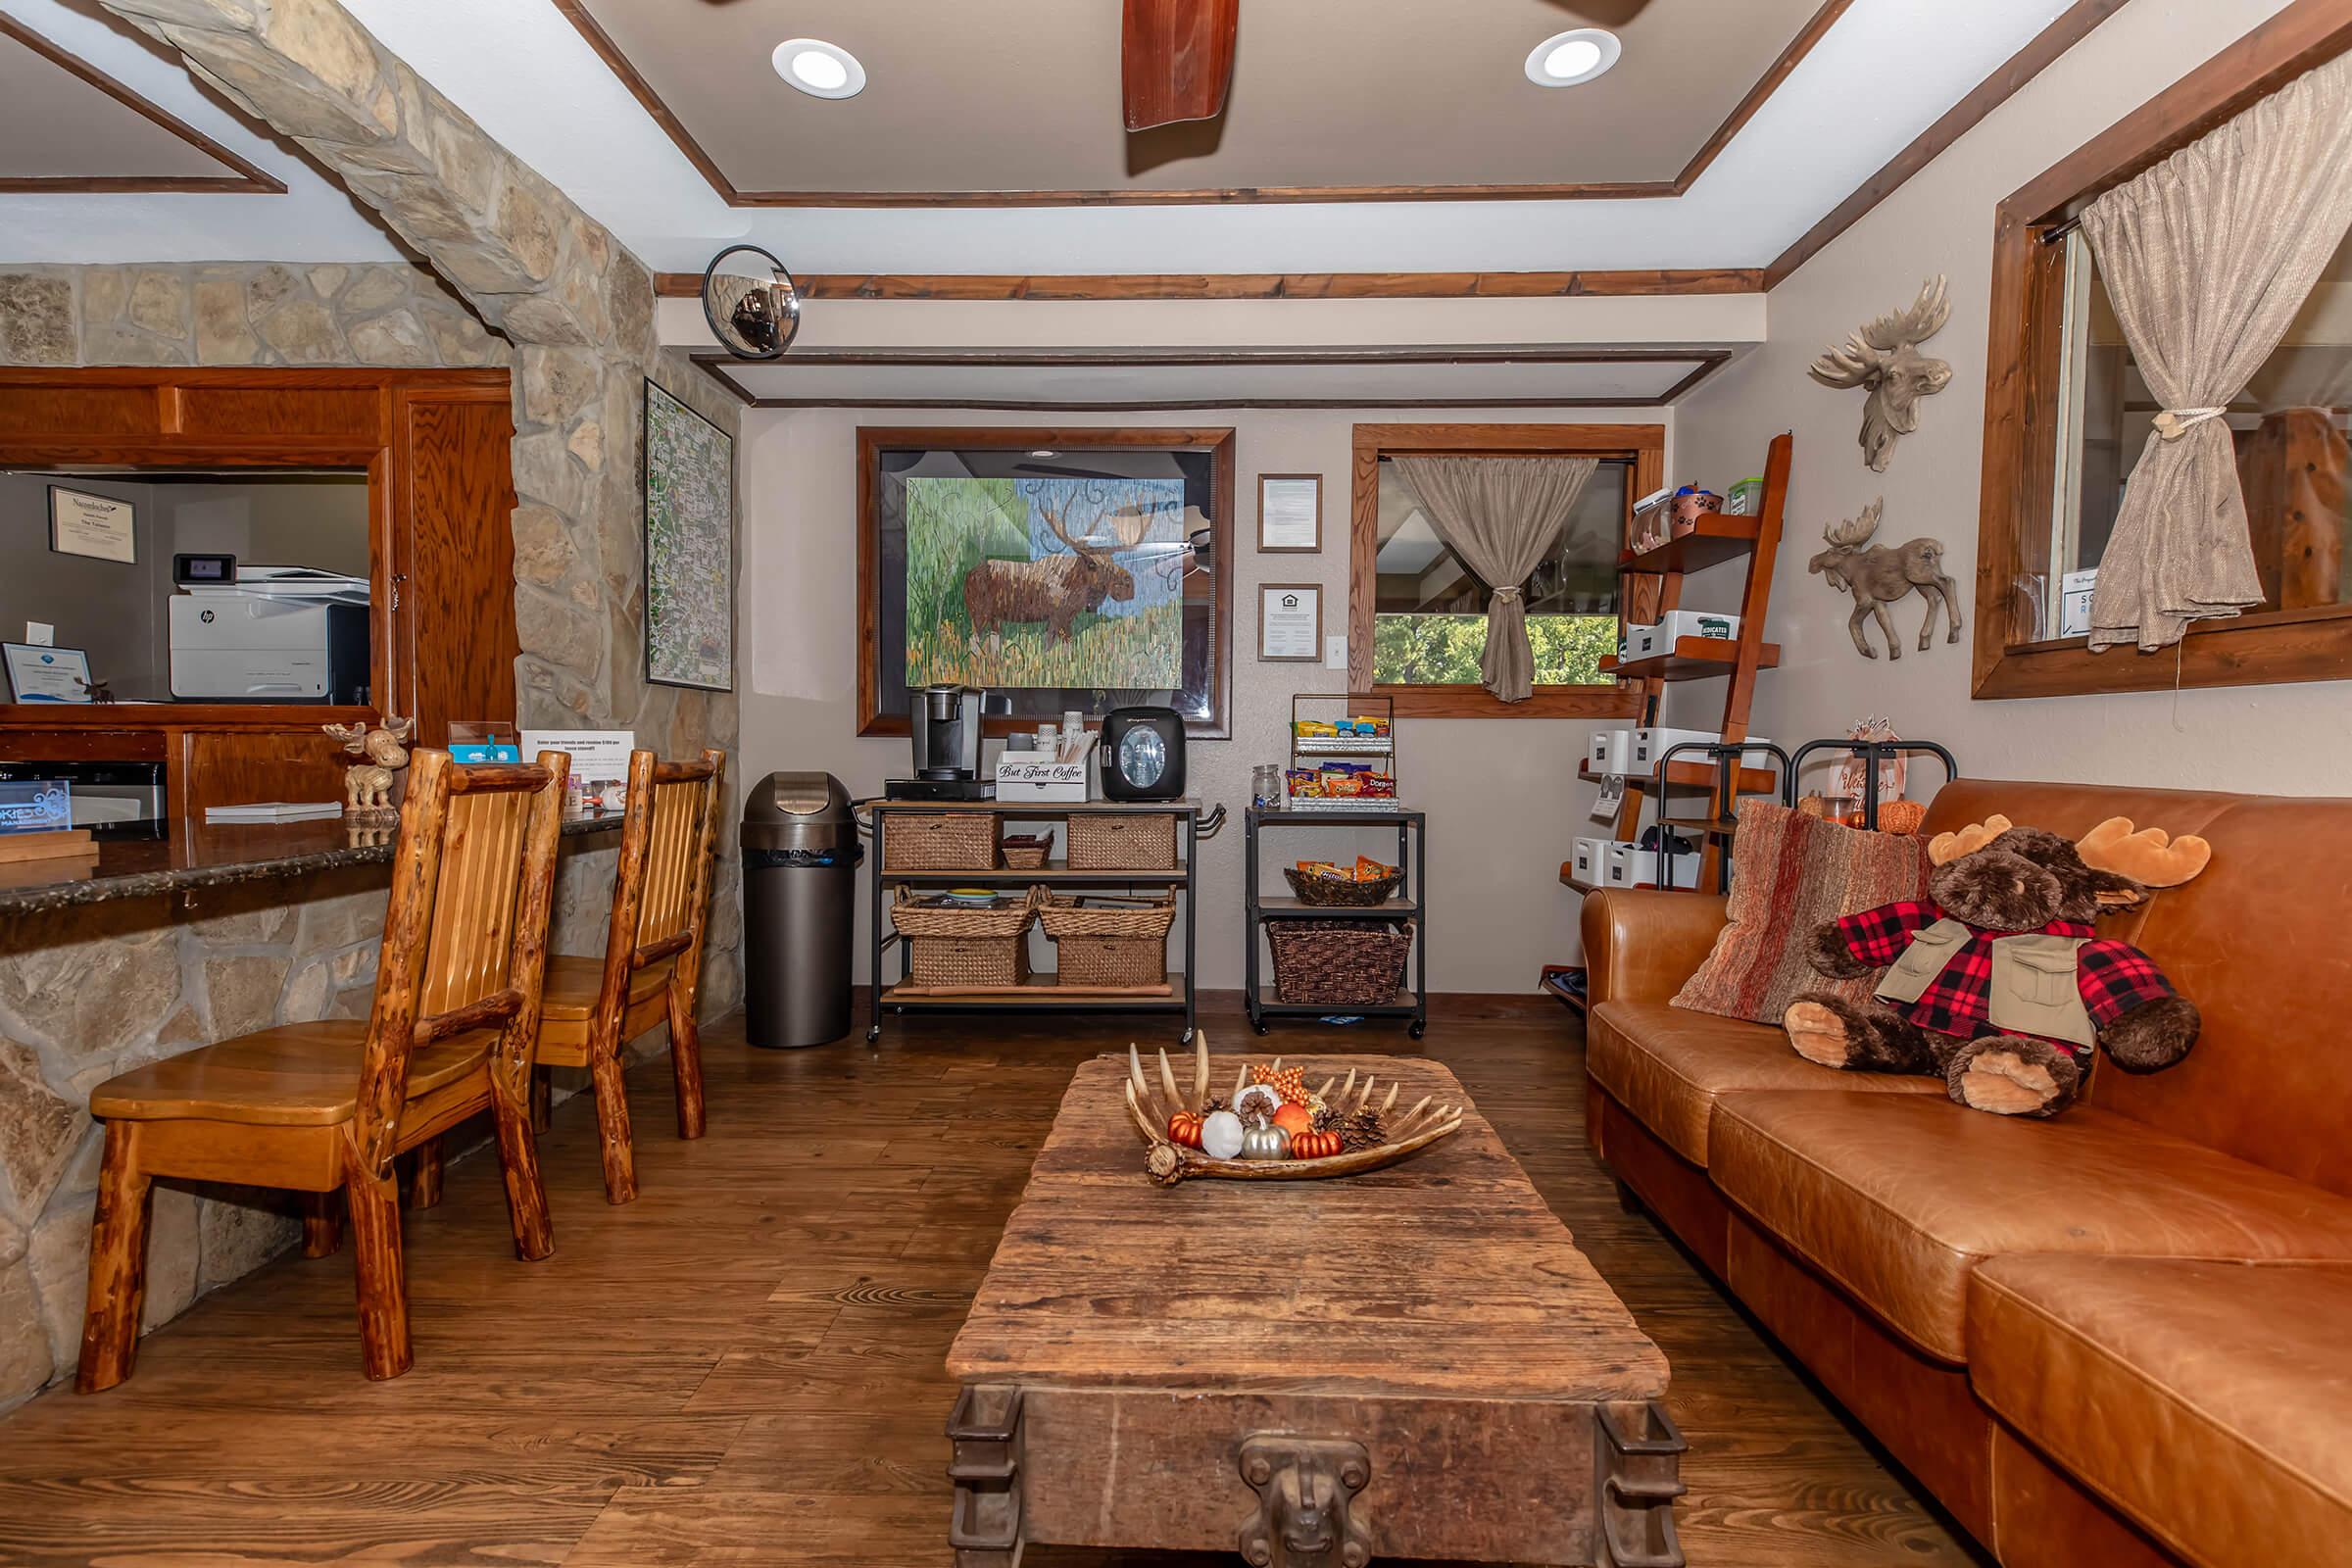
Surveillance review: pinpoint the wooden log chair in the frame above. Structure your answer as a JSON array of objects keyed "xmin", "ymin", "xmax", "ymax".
[
  {"xmin": 74, "ymin": 748, "xmax": 571, "ymax": 1390},
  {"xmin": 531, "ymin": 747, "xmax": 726, "ymax": 1204}
]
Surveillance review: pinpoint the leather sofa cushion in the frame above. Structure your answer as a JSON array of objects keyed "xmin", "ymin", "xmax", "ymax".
[
  {"xmin": 1588, "ymin": 1001, "xmax": 1939, "ymax": 1167},
  {"xmin": 1971, "ymin": 1256, "xmax": 2352, "ymax": 1568},
  {"xmin": 1708, "ymin": 1091, "xmax": 2352, "ymax": 1363}
]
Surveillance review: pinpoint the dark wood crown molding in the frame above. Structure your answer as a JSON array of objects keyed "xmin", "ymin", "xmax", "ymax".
[
  {"xmin": 653, "ymin": 269, "xmax": 1765, "ymax": 302},
  {"xmin": 555, "ymin": 0, "xmax": 1849, "ymax": 208},
  {"xmin": 0, "ymin": 15, "xmax": 284, "ymax": 195}
]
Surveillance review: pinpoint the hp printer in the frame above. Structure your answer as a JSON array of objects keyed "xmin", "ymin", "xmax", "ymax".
[{"xmin": 168, "ymin": 565, "xmax": 370, "ymax": 704}]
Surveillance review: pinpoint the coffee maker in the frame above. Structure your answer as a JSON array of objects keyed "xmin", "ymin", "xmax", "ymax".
[{"xmin": 886, "ymin": 684, "xmax": 995, "ymax": 800}]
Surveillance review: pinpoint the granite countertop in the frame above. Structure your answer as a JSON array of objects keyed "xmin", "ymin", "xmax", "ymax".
[{"xmin": 0, "ymin": 811, "xmax": 626, "ymax": 916}]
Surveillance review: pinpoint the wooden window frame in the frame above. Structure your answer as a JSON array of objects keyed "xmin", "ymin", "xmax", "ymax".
[
  {"xmin": 1974, "ymin": 0, "xmax": 2352, "ymax": 700},
  {"xmin": 1348, "ymin": 421, "xmax": 1657, "ymax": 719}
]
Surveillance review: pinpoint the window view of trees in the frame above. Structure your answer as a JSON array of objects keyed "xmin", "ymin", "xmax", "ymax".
[{"xmin": 1372, "ymin": 612, "xmax": 1616, "ymax": 686}]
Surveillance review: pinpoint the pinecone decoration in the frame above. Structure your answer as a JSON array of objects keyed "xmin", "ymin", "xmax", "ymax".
[
  {"xmin": 1205, "ymin": 1094, "xmax": 1229, "ymax": 1115},
  {"xmin": 1252, "ymin": 1062, "xmax": 1310, "ymax": 1106},
  {"xmin": 1342, "ymin": 1109, "xmax": 1385, "ymax": 1152},
  {"xmin": 1310, "ymin": 1102, "xmax": 1344, "ymax": 1134}
]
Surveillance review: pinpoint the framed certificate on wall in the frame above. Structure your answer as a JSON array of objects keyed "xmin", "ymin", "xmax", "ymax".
[
  {"xmin": 1258, "ymin": 583, "xmax": 1322, "ymax": 662},
  {"xmin": 1257, "ymin": 474, "xmax": 1321, "ymax": 554},
  {"xmin": 49, "ymin": 486, "xmax": 136, "ymax": 564}
]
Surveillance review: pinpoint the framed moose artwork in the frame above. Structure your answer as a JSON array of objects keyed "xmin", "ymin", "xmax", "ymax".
[{"xmin": 857, "ymin": 427, "xmax": 1236, "ymax": 737}]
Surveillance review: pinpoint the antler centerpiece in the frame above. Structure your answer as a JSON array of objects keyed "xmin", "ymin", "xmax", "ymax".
[{"xmin": 1123, "ymin": 1032, "xmax": 1464, "ymax": 1187}]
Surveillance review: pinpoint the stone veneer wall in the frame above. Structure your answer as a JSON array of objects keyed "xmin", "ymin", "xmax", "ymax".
[{"xmin": 0, "ymin": 0, "xmax": 748, "ymax": 1407}]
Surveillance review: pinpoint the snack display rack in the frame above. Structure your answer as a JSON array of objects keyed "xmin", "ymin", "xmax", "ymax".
[{"xmin": 1283, "ymin": 693, "xmax": 1400, "ymax": 813}]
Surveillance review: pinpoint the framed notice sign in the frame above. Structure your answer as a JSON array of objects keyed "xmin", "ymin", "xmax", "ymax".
[
  {"xmin": 1257, "ymin": 474, "xmax": 1321, "ymax": 554},
  {"xmin": 49, "ymin": 486, "xmax": 135, "ymax": 564},
  {"xmin": 1258, "ymin": 583, "xmax": 1322, "ymax": 662}
]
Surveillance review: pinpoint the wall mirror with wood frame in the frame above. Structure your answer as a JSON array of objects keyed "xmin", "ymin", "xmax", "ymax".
[
  {"xmin": 1976, "ymin": 1, "xmax": 2352, "ymax": 699},
  {"xmin": 1348, "ymin": 422, "xmax": 1656, "ymax": 718}
]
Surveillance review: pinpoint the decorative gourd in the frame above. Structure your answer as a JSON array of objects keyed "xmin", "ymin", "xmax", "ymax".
[
  {"xmin": 1200, "ymin": 1109, "xmax": 1246, "ymax": 1160},
  {"xmin": 1239, "ymin": 1121, "xmax": 1291, "ymax": 1161},
  {"xmin": 1272, "ymin": 1102, "xmax": 1312, "ymax": 1139},
  {"xmin": 1291, "ymin": 1129, "xmax": 1343, "ymax": 1159},
  {"xmin": 1167, "ymin": 1110, "xmax": 1204, "ymax": 1149},
  {"xmin": 1878, "ymin": 799, "xmax": 1928, "ymax": 836}
]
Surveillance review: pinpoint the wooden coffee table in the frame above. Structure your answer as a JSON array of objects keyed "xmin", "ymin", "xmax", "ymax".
[{"xmin": 946, "ymin": 1054, "xmax": 1684, "ymax": 1567}]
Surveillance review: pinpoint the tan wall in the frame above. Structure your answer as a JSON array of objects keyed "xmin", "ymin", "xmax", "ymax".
[
  {"xmin": 1674, "ymin": 0, "xmax": 2345, "ymax": 799},
  {"xmin": 739, "ymin": 403, "xmax": 1674, "ymax": 997}
]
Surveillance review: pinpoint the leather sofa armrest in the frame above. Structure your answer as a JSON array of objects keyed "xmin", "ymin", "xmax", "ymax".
[{"xmin": 1581, "ymin": 889, "xmax": 1729, "ymax": 1007}]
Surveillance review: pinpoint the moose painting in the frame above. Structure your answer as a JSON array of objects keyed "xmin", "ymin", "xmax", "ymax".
[
  {"xmin": 1808, "ymin": 499, "xmax": 1963, "ymax": 661},
  {"xmin": 904, "ymin": 474, "xmax": 1188, "ymax": 690}
]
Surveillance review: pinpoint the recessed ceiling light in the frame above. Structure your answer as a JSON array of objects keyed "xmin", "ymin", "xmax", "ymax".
[
  {"xmin": 1029, "ymin": 449, "xmax": 1058, "ymax": 459},
  {"xmin": 773, "ymin": 38, "xmax": 865, "ymax": 99},
  {"xmin": 1525, "ymin": 27, "xmax": 1620, "ymax": 88}
]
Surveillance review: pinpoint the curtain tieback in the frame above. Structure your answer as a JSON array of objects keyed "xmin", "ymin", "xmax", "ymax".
[
  {"xmin": 2152, "ymin": 407, "xmax": 2228, "ymax": 441},
  {"xmin": 1490, "ymin": 586, "xmax": 1523, "ymax": 603}
]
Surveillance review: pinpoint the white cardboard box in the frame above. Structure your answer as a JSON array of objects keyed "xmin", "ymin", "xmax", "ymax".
[
  {"xmin": 1627, "ymin": 610, "xmax": 1740, "ymax": 662},
  {"xmin": 1571, "ymin": 837, "xmax": 1607, "ymax": 884},
  {"xmin": 1634, "ymin": 728, "xmax": 1779, "ymax": 770},
  {"xmin": 1587, "ymin": 731, "xmax": 1613, "ymax": 771},
  {"xmin": 1603, "ymin": 841, "xmax": 1701, "ymax": 890},
  {"xmin": 994, "ymin": 758, "xmax": 1090, "ymax": 803}
]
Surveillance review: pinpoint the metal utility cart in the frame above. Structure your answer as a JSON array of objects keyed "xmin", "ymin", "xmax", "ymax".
[
  {"xmin": 1244, "ymin": 805, "xmax": 1429, "ymax": 1038},
  {"xmin": 862, "ymin": 798, "xmax": 1219, "ymax": 1044}
]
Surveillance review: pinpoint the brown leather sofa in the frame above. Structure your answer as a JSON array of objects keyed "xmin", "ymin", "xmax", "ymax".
[{"xmin": 1581, "ymin": 779, "xmax": 2352, "ymax": 1568}]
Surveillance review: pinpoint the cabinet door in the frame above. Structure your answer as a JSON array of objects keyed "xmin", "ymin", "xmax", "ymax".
[{"xmin": 390, "ymin": 386, "xmax": 517, "ymax": 748}]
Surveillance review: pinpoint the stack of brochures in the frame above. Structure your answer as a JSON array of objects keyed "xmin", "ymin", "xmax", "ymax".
[{"xmin": 204, "ymin": 802, "xmax": 344, "ymax": 824}]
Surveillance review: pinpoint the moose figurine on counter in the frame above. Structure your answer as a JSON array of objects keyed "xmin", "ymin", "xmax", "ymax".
[{"xmin": 322, "ymin": 714, "xmax": 415, "ymax": 822}]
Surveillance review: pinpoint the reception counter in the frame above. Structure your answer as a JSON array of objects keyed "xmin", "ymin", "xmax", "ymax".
[{"xmin": 0, "ymin": 809, "xmax": 627, "ymax": 1412}]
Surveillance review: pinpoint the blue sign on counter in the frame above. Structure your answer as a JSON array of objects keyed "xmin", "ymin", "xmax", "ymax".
[{"xmin": 0, "ymin": 780, "xmax": 73, "ymax": 835}]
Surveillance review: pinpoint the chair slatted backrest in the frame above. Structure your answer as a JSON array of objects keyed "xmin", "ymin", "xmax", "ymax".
[
  {"xmin": 353, "ymin": 748, "xmax": 569, "ymax": 1177},
  {"xmin": 597, "ymin": 748, "xmax": 727, "ymax": 1018}
]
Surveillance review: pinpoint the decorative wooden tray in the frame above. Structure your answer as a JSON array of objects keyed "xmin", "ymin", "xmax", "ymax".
[{"xmin": 1123, "ymin": 1035, "xmax": 1462, "ymax": 1186}]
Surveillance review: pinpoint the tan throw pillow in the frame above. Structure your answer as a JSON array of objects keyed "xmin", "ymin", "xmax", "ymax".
[{"xmin": 1671, "ymin": 799, "xmax": 1934, "ymax": 1025}]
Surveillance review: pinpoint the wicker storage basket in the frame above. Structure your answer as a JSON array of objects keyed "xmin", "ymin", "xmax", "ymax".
[
  {"xmin": 1038, "ymin": 894, "xmax": 1177, "ymax": 989},
  {"xmin": 1280, "ymin": 866, "xmax": 1404, "ymax": 907},
  {"xmin": 1065, "ymin": 812, "xmax": 1177, "ymax": 871},
  {"xmin": 999, "ymin": 831, "xmax": 1054, "ymax": 870},
  {"xmin": 1266, "ymin": 919, "xmax": 1415, "ymax": 1007},
  {"xmin": 890, "ymin": 886, "xmax": 1042, "ymax": 989},
  {"xmin": 883, "ymin": 811, "xmax": 997, "ymax": 872}
]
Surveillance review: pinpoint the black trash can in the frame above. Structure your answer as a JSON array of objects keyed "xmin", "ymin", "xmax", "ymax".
[{"xmin": 741, "ymin": 771, "xmax": 861, "ymax": 1049}]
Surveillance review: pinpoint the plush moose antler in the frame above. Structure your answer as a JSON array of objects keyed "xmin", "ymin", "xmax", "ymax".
[
  {"xmin": 1809, "ymin": 276, "xmax": 1955, "ymax": 471},
  {"xmin": 2076, "ymin": 817, "xmax": 2212, "ymax": 890},
  {"xmin": 1928, "ymin": 814, "xmax": 2012, "ymax": 866}
]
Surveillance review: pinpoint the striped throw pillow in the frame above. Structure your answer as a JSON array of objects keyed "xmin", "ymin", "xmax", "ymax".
[{"xmin": 1671, "ymin": 799, "xmax": 1934, "ymax": 1025}]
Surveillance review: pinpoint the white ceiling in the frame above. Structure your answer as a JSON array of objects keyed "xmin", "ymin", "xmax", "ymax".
[{"xmin": 0, "ymin": 0, "xmax": 2093, "ymax": 279}]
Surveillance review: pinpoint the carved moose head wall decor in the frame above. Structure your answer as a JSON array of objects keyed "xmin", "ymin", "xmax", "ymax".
[
  {"xmin": 962, "ymin": 492, "xmax": 1160, "ymax": 646},
  {"xmin": 1808, "ymin": 500, "xmax": 1962, "ymax": 661},
  {"xmin": 1809, "ymin": 276, "xmax": 1954, "ymax": 471}
]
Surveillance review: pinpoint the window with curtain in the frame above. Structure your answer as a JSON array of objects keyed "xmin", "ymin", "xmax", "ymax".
[{"xmin": 1369, "ymin": 456, "xmax": 1625, "ymax": 687}]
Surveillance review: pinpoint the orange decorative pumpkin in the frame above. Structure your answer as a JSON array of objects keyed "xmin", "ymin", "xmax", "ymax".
[
  {"xmin": 1878, "ymin": 799, "xmax": 1928, "ymax": 836},
  {"xmin": 1272, "ymin": 1102, "xmax": 1313, "ymax": 1139},
  {"xmin": 1167, "ymin": 1110, "xmax": 1204, "ymax": 1149},
  {"xmin": 1292, "ymin": 1129, "xmax": 1343, "ymax": 1159}
]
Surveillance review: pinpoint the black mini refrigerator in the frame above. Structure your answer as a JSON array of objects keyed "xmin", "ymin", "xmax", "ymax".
[{"xmin": 741, "ymin": 771, "xmax": 861, "ymax": 1048}]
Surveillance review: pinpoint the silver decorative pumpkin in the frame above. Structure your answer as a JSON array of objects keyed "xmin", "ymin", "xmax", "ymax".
[{"xmin": 1239, "ymin": 1121, "xmax": 1291, "ymax": 1161}]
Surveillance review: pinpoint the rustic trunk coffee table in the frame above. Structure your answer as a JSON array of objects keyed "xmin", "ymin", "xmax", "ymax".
[{"xmin": 946, "ymin": 1054, "xmax": 1684, "ymax": 1567}]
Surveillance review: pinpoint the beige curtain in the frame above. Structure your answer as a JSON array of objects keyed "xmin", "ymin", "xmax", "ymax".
[
  {"xmin": 2081, "ymin": 51, "xmax": 2352, "ymax": 651},
  {"xmin": 1392, "ymin": 455, "xmax": 1598, "ymax": 702}
]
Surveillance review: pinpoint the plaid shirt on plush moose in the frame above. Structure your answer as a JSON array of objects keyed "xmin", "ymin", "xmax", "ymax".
[{"xmin": 1828, "ymin": 899, "xmax": 2177, "ymax": 1059}]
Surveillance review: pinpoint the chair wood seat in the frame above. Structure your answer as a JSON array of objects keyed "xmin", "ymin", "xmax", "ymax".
[
  {"xmin": 88, "ymin": 1021, "xmax": 496, "ymax": 1127},
  {"xmin": 540, "ymin": 953, "xmax": 675, "ymax": 1021}
]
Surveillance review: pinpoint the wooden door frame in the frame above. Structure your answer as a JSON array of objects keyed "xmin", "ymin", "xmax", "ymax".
[
  {"xmin": 1348, "ymin": 422, "xmax": 1658, "ymax": 718},
  {"xmin": 1972, "ymin": 0, "xmax": 2352, "ymax": 700}
]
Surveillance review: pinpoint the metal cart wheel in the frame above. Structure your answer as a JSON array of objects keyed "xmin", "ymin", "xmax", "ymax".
[
  {"xmin": 1408, "ymin": 1022, "xmax": 1426, "ymax": 1040},
  {"xmin": 864, "ymin": 1025, "xmax": 881, "ymax": 1044}
]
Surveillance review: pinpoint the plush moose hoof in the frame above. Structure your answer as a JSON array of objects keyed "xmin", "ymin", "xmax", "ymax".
[
  {"xmin": 1785, "ymin": 1001, "xmax": 1859, "ymax": 1068},
  {"xmin": 1946, "ymin": 1037, "xmax": 2081, "ymax": 1118}
]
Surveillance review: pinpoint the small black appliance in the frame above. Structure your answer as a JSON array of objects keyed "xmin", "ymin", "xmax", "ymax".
[
  {"xmin": 886, "ymin": 684, "xmax": 996, "ymax": 801},
  {"xmin": 1099, "ymin": 706, "xmax": 1186, "ymax": 801}
]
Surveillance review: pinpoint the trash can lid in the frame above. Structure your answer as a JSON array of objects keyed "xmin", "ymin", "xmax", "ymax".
[{"xmin": 743, "ymin": 771, "xmax": 855, "ymax": 851}]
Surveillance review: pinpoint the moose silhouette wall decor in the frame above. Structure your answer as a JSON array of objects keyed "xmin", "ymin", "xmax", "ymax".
[
  {"xmin": 1809, "ymin": 276, "xmax": 1954, "ymax": 472},
  {"xmin": 1808, "ymin": 500, "xmax": 1962, "ymax": 661}
]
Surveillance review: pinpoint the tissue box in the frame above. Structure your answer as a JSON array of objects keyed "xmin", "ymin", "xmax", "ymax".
[
  {"xmin": 995, "ymin": 758, "xmax": 1089, "ymax": 803},
  {"xmin": 1627, "ymin": 611, "xmax": 1740, "ymax": 662},
  {"xmin": 1571, "ymin": 838, "xmax": 1607, "ymax": 885}
]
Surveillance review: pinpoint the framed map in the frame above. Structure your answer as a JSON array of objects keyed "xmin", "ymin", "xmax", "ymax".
[{"xmin": 642, "ymin": 379, "xmax": 735, "ymax": 691}]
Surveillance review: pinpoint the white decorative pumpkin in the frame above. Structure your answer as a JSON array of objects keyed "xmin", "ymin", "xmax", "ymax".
[{"xmin": 1200, "ymin": 1108, "xmax": 1247, "ymax": 1160}]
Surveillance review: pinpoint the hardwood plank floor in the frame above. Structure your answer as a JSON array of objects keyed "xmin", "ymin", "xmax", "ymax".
[{"xmin": 0, "ymin": 1004, "xmax": 1988, "ymax": 1567}]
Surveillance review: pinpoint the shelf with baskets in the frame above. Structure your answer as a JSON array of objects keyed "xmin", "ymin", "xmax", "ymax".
[
  {"xmin": 862, "ymin": 799, "xmax": 1221, "ymax": 1043},
  {"xmin": 1243, "ymin": 804, "xmax": 1427, "ymax": 1039}
]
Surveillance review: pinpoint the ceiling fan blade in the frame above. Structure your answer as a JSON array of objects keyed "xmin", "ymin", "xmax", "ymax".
[{"xmin": 1122, "ymin": 0, "xmax": 1240, "ymax": 133}]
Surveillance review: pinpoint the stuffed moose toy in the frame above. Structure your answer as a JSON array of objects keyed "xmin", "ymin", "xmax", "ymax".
[{"xmin": 1783, "ymin": 816, "xmax": 2209, "ymax": 1117}]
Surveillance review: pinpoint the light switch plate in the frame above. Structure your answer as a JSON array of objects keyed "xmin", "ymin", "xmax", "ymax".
[
  {"xmin": 1324, "ymin": 634, "xmax": 1347, "ymax": 670},
  {"xmin": 25, "ymin": 623, "xmax": 52, "ymax": 647}
]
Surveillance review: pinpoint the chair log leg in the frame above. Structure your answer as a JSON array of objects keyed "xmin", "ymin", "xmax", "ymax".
[
  {"xmin": 74, "ymin": 1123, "xmax": 152, "ymax": 1394},
  {"xmin": 343, "ymin": 1166, "xmax": 413, "ymax": 1381},
  {"xmin": 491, "ymin": 1084, "xmax": 557, "ymax": 1261},
  {"xmin": 409, "ymin": 1138, "xmax": 443, "ymax": 1210},
  {"xmin": 530, "ymin": 1065, "xmax": 553, "ymax": 1133},
  {"xmin": 589, "ymin": 1045, "xmax": 640, "ymax": 1205},
  {"xmin": 302, "ymin": 1189, "xmax": 344, "ymax": 1257},
  {"xmin": 668, "ymin": 982, "xmax": 708, "ymax": 1141}
]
